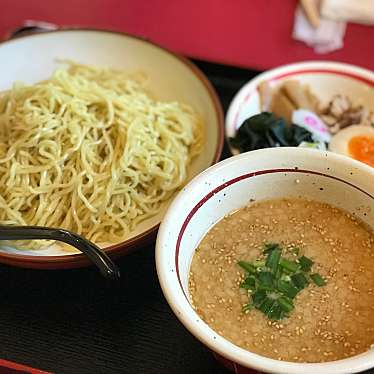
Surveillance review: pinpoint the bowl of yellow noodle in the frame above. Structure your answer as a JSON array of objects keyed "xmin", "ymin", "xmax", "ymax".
[{"xmin": 0, "ymin": 29, "xmax": 224, "ymax": 268}]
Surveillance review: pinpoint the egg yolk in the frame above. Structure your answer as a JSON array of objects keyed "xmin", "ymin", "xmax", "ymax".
[{"xmin": 348, "ymin": 135, "xmax": 374, "ymax": 167}]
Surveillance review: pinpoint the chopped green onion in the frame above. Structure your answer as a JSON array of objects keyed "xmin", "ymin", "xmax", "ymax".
[
  {"xmin": 291, "ymin": 273, "xmax": 309, "ymax": 289},
  {"xmin": 299, "ymin": 255, "xmax": 314, "ymax": 272},
  {"xmin": 278, "ymin": 296, "xmax": 294, "ymax": 313},
  {"xmin": 265, "ymin": 248, "xmax": 281, "ymax": 273},
  {"xmin": 267, "ymin": 303, "xmax": 284, "ymax": 320},
  {"xmin": 263, "ymin": 242, "xmax": 281, "ymax": 254},
  {"xmin": 258, "ymin": 271, "xmax": 274, "ymax": 290},
  {"xmin": 259, "ymin": 297, "xmax": 276, "ymax": 314},
  {"xmin": 274, "ymin": 266, "xmax": 283, "ymax": 280},
  {"xmin": 240, "ymin": 276, "xmax": 256, "ymax": 290},
  {"xmin": 280, "ymin": 273, "xmax": 291, "ymax": 282},
  {"xmin": 253, "ymin": 260, "xmax": 265, "ymax": 269},
  {"xmin": 252, "ymin": 290, "xmax": 267, "ymax": 307},
  {"xmin": 310, "ymin": 273, "xmax": 326, "ymax": 287},
  {"xmin": 238, "ymin": 242, "xmax": 326, "ymax": 321},
  {"xmin": 277, "ymin": 280, "xmax": 299, "ymax": 299},
  {"xmin": 238, "ymin": 261, "xmax": 256, "ymax": 274},
  {"xmin": 279, "ymin": 258, "xmax": 300, "ymax": 273}
]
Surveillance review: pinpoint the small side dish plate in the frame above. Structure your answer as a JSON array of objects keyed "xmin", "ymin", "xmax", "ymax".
[{"xmin": 226, "ymin": 61, "xmax": 374, "ymax": 155}]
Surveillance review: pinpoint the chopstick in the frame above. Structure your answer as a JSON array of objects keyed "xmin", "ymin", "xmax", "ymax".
[{"xmin": 0, "ymin": 226, "xmax": 120, "ymax": 280}]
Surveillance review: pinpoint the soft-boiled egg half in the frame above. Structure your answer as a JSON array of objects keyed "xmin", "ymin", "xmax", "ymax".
[{"xmin": 329, "ymin": 125, "xmax": 374, "ymax": 167}]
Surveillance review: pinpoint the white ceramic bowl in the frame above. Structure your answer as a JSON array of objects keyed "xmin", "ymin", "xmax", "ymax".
[
  {"xmin": 0, "ymin": 29, "xmax": 224, "ymax": 268},
  {"xmin": 156, "ymin": 147, "xmax": 374, "ymax": 374},
  {"xmin": 226, "ymin": 61, "xmax": 374, "ymax": 154}
]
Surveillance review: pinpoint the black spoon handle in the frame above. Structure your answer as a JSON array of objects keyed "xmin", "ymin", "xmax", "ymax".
[{"xmin": 0, "ymin": 226, "xmax": 120, "ymax": 280}]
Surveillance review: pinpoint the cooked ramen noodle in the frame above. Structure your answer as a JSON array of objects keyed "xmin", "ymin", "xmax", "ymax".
[{"xmin": 0, "ymin": 61, "xmax": 203, "ymax": 249}]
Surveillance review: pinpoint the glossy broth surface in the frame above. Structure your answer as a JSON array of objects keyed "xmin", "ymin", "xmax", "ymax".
[{"xmin": 189, "ymin": 198, "xmax": 374, "ymax": 362}]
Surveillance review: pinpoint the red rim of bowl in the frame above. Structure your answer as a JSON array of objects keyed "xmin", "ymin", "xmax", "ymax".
[{"xmin": 0, "ymin": 28, "xmax": 225, "ymax": 269}]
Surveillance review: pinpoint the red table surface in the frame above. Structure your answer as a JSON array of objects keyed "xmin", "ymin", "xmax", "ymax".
[
  {"xmin": 1, "ymin": 0, "xmax": 373, "ymax": 71},
  {"xmin": 0, "ymin": 358, "xmax": 50, "ymax": 373}
]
